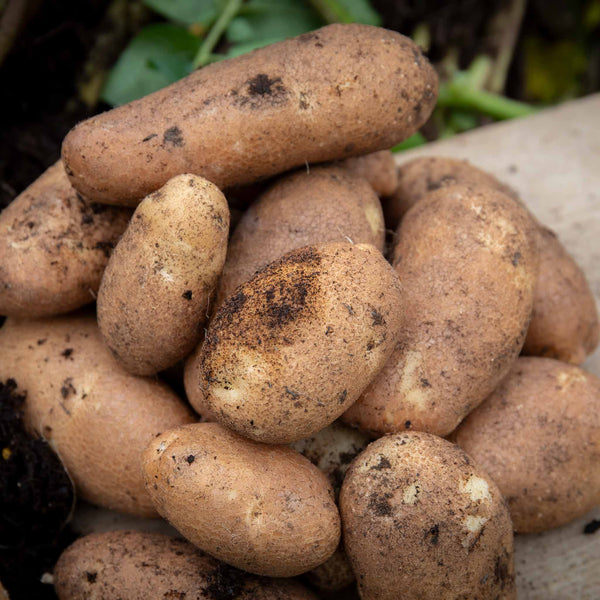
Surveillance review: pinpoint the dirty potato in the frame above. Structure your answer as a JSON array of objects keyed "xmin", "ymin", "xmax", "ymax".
[
  {"xmin": 142, "ymin": 423, "xmax": 340, "ymax": 577},
  {"xmin": 62, "ymin": 24, "xmax": 437, "ymax": 206},
  {"xmin": 54, "ymin": 530, "xmax": 318, "ymax": 600},
  {"xmin": 0, "ymin": 161, "xmax": 130, "ymax": 318},
  {"xmin": 215, "ymin": 166, "xmax": 384, "ymax": 308},
  {"xmin": 343, "ymin": 185, "xmax": 538, "ymax": 437},
  {"xmin": 338, "ymin": 150, "xmax": 399, "ymax": 197},
  {"xmin": 340, "ymin": 432, "xmax": 516, "ymax": 600},
  {"xmin": 188, "ymin": 242, "xmax": 403, "ymax": 444},
  {"xmin": 97, "ymin": 175, "xmax": 229, "ymax": 375},
  {"xmin": 453, "ymin": 357, "xmax": 600, "ymax": 532},
  {"xmin": 0, "ymin": 313, "xmax": 194, "ymax": 516}
]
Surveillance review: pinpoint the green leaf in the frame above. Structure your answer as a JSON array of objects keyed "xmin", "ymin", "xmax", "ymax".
[
  {"xmin": 391, "ymin": 132, "xmax": 427, "ymax": 152},
  {"xmin": 101, "ymin": 24, "xmax": 199, "ymax": 106},
  {"xmin": 333, "ymin": 0, "xmax": 380, "ymax": 25},
  {"xmin": 143, "ymin": 0, "xmax": 218, "ymax": 27},
  {"xmin": 225, "ymin": 36, "xmax": 286, "ymax": 58},
  {"xmin": 227, "ymin": 0, "xmax": 323, "ymax": 45}
]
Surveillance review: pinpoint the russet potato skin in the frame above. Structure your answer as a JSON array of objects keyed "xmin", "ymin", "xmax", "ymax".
[
  {"xmin": 215, "ymin": 166, "xmax": 384, "ymax": 308},
  {"xmin": 142, "ymin": 423, "xmax": 341, "ymax": 577},
  {"xmin": 0, "ymin": 161, "xmax": 131, "ymax": 318},
  {"xmin": 340, "ymin": 432, "xmax": 516, "ymax": 600},
  {"xmin": 0, "ymin": 313, "xmax": 194, "ymax": 517},
  {"xmin": 62, "ymin": 24, "xmax": 437, "ymax": 206},
  {"xmin": 343, "ymin": 185, "xmax": 538, "ymax": 437},
  {"xmin": 97, "ymin": 175, "xmax": 229, "ymax": 375},
  {"xmin": 453, "ymin": 357, "xmax": 600, "ymax": 533},
  {"xmin": 338, "ymin": 150, "xmax": 399, "ymax": 197},
  {"xmin": 54, "ymin": 531, "xmax": 318, "ymax": 600},
  {"xmin": 189, "ymin": 242, "xmax": 403, "ymax": 444},
  {"xmin": 522, "ymin": 226, "xmax": 599, "ymax": 364}
]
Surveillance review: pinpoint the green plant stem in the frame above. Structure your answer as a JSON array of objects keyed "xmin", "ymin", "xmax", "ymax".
[
  {"xmin": 192, "ymin": 0, "xmax": 243, "ymax": 69},
  {"xmin": 308, "ymin": 0, "xmax": 354, "ymax": 23},
  {"xmin": 438, "ymin": 81, "xmax": 536, "ymax": 120}
]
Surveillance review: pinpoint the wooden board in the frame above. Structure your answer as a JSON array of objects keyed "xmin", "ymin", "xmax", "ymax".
[{"xmin": 398, "ymin": 94, "xmax": 600, "ymax": 600}]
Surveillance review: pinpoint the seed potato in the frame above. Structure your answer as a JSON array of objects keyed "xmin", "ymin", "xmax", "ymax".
[
  {"xmin": 215, "ymin": 166, "xmax": 384, "ymax": 308},
  {"xmin": 62, "ymin": 24, "xmax": 437, "ymax": 206},
  {"xmin": 142, "ymin": 423, "xmax": 340, "ymax": 577},
  {"xmin": 343, "ymin": 184, "xmax": 538, "ymax": 437},
  {"xmin": 54, "ymin": 530, "xmax": 318, "ymax": 600},
  {"xmin": 453, "ymin": 357, "xmax": 600, "ymax": 533},
  {"xmin": 338, "ymin": 149, "xmax": 399, "ymax": 197},
  {"xmin": 97, "ymin": 174, "xmax": 229, "ymax": 375},
  {"xmin": 340, "ymin": 432, "xmax": 516, "ymax": 600},
  {"xmin": 0, "ymin": 313, "xmax": 194, "ymax": 516},
  {"xmin": 0, "ymin": 161, "xmax": 130, "ymax": 318},
  {"xmin": 188, "ymin": 242, "xmax": 403, "ymax": 444}
]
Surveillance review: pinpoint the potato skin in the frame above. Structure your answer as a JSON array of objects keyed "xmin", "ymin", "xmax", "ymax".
[
  {"xmin": 343, "ymin": 185, "xmax": 538, "ymax": 437},
  {"xmin": 62, "ymin": 24, "xmax": 437, "ymax": 206},
  {"xmin": 522, "ymin": 227, "xmax": 599, "ymax": 364},
  {"xmin": 97, "ymin": 175, "xmax": 229, "ymax": 375},
  {"xmin": 453, "ymin": 357, "xmax": 600, "ymax": 533},
  {"xmin": 383, "ymin": 156, "xmax": 519, "ymax": 230},
  {"xmin": 338, "ymin": 150, "xmax": 399, "ymax": 197},
  {"xmin": 215, "ymin": 166, "xmax": 384, "ymax": 308},
  {"xmin": 340, "ymin": 432, "xmax": 516, "ymax": 600},
  {"xmin": 142, "ymin": 423, "xmax": 340, "ymax": 577},
  {"xmin": 189, "ymin": 242, "xmax": 403, "ymax": 444},
  {"xmin": 0, "ymin": 161, "xmax": 130, "ymax": 317},
  {"xmin": 0, "ymin": 313, "xmax": 194, "ymax": 516},
  {"xmin": 54, "ymin": 530, "xmax": 318, "ymax": 600}
]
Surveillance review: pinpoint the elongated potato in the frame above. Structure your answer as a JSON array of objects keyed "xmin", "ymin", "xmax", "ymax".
[
  {"xmin": 215, "ymin": 166, "xmax": 384, "ymax": 308},
  {"xmin": 54, "ymin": 531, "xmax": 317, "ymax": 600},
  {"xmin": 340, "ymin": 432, "xmax": 516, "ymax": 600},
  {"xmin": 453, "ymin": 357, "xmax": 600, "ymax": 533},
  {"xmin": 338, "ymin": 150, "xmax": 399, "ymax": 197},
  {"xmin": 142, "ymin": 423, "xmax": 340, "ymax": 577},
  {"xmin": 188, "ymin": 242, "xmax": 403, "ymax": 444},
  {"xmin": 0, "ymin": 162, "xmax": 130, "ymax": 317},
  {"xmin": 62, "ymin": 24, "xmax": 437, "ymax": 206},
  {"xmin": 384, "ymin": 156, "xmax": 600, "ymax": 364},
  {"xmin": 0, "ymin": 313, "xmax": 194, "ymax": 516},
  {"xmin": 98, "ymin": 175, "xmax": 229, "ymax": 375},
  {"xmin": 343, "ymin": 185, "xmax": 538, "ymax": 437}
]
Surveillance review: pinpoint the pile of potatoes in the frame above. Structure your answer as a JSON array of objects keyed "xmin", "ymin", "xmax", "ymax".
[{"xmin": 0, "ymin": 23, "xmax": 599, "ymax": 600}]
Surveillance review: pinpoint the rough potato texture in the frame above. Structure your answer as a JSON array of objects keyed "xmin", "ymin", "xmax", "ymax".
[
  {"xmin": 189, "ymin": 242, "xmax": 403, "ymax": 443},
  {"xmin": 142, "ymin": 423, "xmax": 340, "ymax": 577},
  {"xmin": 214, "ymin": 166, "xmax": 384, "ymax": 308},
  {"xmin": 523, "ymin": 227, "xmax": 599, "ymax": 364},
  {"xmin": 340, "ymin": 432, "xmax": 516, "ymax": 600},
  {"xmin": 383, "ymin": 156, "xmax": 519, "ymax": 230},
  {"xmin": 337, "ymin": 150, "xmax": 399, "ymax": 197},
  {"xmin": 62, "ymin": 24, "xmax": 438, "ymax": 206},
  {"xmin": 0, "ymin": 313, "xmax": 194, "ymax": 516},
  {"xmin": 343, "ymin": 185, "xmax": 538, "ymax": 437},
  {"xmin": 291, "ymin": 421, "xmax": 371, "ymax": 591},
  {"xmin": 453, "ymin": 357, "xmax": 600, "ymax": 533},
  {"xmin": 97, "ymin": 175, "xmax": 230, "ymax": 375},
  {"xmin": 0, "ymin": 161, "xmax": 131, "ymax": 317},
  {"xmin": 54, "ymin": 531, "xmax": 318, "ymax": 600}
]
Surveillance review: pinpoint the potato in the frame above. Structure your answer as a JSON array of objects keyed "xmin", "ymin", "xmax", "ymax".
[
  {"xmin": 215, "ymin": 166, "xmax": 384, "ymax": 308},
  {"xmin": 291, "ymin": 421, "xmax": 371, "ymax": 591},
  {"xmin": 188, "ymin": 242, "xmax": 403, "ymax": 444},
  {"xmin": 453, "ymin": 357, "xmax": 600, "ymax": 533},
  {"xmin": 340, "ymin": 432, "xmax": 516, "ymax": 600},
  {"xmin": 338, "ymin": 150, "xmax": 399, "ymax": 197},
  {"xmin": 62, "ymin": 24, "xmax": 438, "ymax": 206},
  {"xmin": 343, "ymin": 185, "xmax": 538, "ymax": 437},
  {"xmin": 522, "ymin": 226, "xmax": 599, "ymax": 364},
  {"xmin": 384, "ymin": 156, "xmax": 600, "ymax": 364},
  {"xmin": 97, "ymin": 175, "xmax": 229, "ymax": 375},
  {"xmin": 0, "ymin": 313, "xmax": 194, "ymax": 516},
  {"xmin": 54, "ymin": 530, "xmax": 318, "ymax": 600},
  {"xmin": 0, "ymin": 581, "xmax": 7, "ymax": 600},
  {"xmin": 142, "ymin": 423, "xmax": 340, "ymax": 577},
  {"xmin": 383, "ymin": 156, "xmax": 519, "ymax": 230},
  {"xmin": 0, "ymin": 161, "xmax": 130, "ymax": 318}
]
